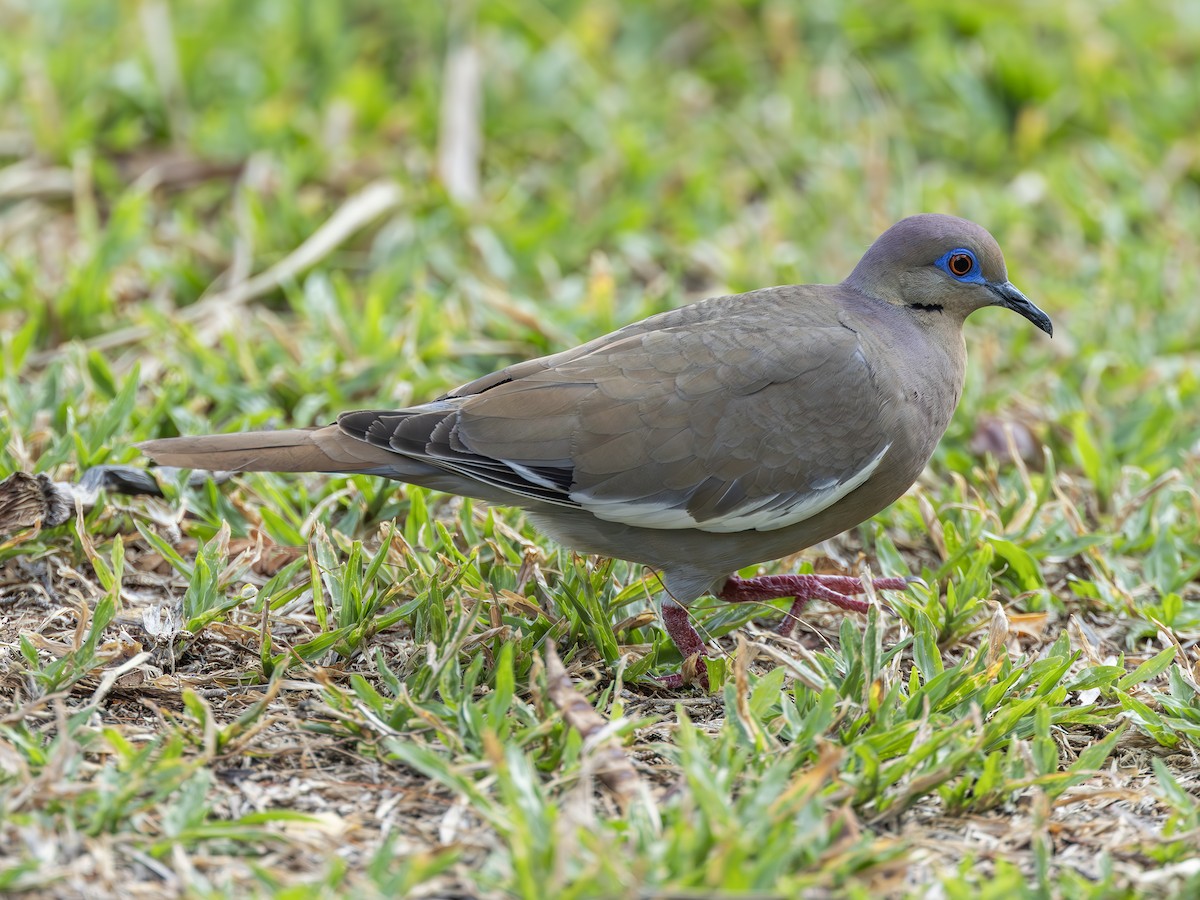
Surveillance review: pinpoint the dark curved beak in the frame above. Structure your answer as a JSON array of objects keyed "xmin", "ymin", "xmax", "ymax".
[{"xmin": 990, "ymin": 281, "xmax": 1053, "ymax": 337}]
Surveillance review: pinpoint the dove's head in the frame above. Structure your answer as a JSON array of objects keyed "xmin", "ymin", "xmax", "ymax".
[{"xmin": 846, "ymin": 214, "xmax": 1052, "ymax": 336}]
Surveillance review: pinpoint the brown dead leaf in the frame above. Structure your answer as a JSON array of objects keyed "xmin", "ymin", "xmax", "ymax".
[
  {"xmin": 543, "ymin": 639, "xmax": 644, "ymax": 810},
  {"xmin": 970, "ymin": 416, "xmax": 1042, "ymax": 468}
]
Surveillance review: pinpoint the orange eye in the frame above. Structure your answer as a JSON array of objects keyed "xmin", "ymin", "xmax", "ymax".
[{"xmin": 948, "ymin": 253, "xmax": 974, "ymax": 276}]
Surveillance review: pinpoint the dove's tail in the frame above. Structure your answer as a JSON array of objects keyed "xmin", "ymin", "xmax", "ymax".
[{"xmin": 138, "ymin": 426, "xmax": 394, "ymax": 475}]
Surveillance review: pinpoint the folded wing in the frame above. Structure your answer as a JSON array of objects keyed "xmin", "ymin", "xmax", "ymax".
[{"xmin": 338, "ymin": 292, "xmax": 895, "ymax": 534}]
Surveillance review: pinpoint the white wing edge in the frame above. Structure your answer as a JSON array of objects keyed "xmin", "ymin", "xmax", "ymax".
[{"xmin": 574, "ymin": 442, "xmax": 891, "ymax": 533}]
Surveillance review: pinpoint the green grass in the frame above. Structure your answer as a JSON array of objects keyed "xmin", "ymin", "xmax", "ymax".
[{"xmin": 3, "ymin": 0, "xmax": 1200, "ymax": 896}]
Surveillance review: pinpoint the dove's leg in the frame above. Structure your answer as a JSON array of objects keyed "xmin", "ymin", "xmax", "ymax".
[
  {"xmin": 653, "ymin": 573, "xmax": 915, "ymax": 689},
  {"xmin": 718, "ymin": 573, "xmax": 914, "ymax": 637},
  {"xmin": 656, "ymin": 600, "xmax": 709, "ymax": 689}
]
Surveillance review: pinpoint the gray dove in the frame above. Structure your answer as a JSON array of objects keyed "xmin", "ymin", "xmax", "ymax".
[{"xmin": 140, "ymin": 214, "xmax": 1052, "ymax": 688}]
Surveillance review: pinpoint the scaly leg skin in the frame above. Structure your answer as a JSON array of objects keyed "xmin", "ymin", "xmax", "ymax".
[
  {"xmin": 718, "ymin": 573, "xmax": 916, "ymax": 637},
  {"xmin": 654, "ymin": 573, "xmax": 917, "ymax": 689},
  {"xmin": 656, "ymin": 601, "xmax": 709, "ymax": 690}
]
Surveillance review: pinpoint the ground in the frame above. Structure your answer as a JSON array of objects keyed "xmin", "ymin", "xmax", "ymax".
[{"xmin": 3, "ymin": 1, "xmax": 1200, "ymax": 897}]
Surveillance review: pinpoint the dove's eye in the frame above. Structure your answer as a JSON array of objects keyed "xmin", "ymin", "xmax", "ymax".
[
  {"xmin": 948, "ymin": 252, "xmax": 974, "ymax": 276},
  {"xmin": 936, "ymin": 248, "xmax": 980, "ymax": 281}
]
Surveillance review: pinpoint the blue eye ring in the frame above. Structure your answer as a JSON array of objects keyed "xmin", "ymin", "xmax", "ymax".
[{"xmin": 936, "ymin": 248, "xmax": 983, "ymax": 282}]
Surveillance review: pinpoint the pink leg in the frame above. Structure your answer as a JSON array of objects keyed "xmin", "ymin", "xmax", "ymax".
[
  {"xmin": 718, "ymin": 573, "xmax": 915, "ymax": 637},
  {"xmin": 652, "ymin": 573, "xmax": 917, "ymax": 689},
  {"xmin": 655, "ymin": 602, "xmax": 709, "ymax": 689}
]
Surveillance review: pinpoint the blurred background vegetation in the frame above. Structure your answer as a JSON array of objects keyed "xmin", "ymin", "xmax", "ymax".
[
  {"xmin": 2, "ymin": 0, "xmax": 1200, "ymax": 897},
  {"xmin": 2, "ymin": 0, "xmax": 1200, "ymax": 453},
  {"xmin": 4, "ymin": 0, "xmax": 1199, "ymax": 475},
  {"xmin": 7, "ymin": 0, "xmax": 1200, "ymax": 427}
]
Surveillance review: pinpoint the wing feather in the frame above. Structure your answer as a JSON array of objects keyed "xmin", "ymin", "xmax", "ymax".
[{"xmin": 337, "ymin": 288, "xmax": 899, "ymax": 531}]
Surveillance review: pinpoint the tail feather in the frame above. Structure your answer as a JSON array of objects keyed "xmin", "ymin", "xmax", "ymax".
[
  {"xmin": 138, "ymin": 426, "xmax": 396, "ymax": 474},
  {"xmin": 137, "ymin": 422, "xmax": 523, "ymax": 506}
]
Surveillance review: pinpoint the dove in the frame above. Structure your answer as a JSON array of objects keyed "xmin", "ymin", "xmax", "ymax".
[{"xmin": 141, "ymin": 214, "xmax": 1052, "ymax": 687}]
